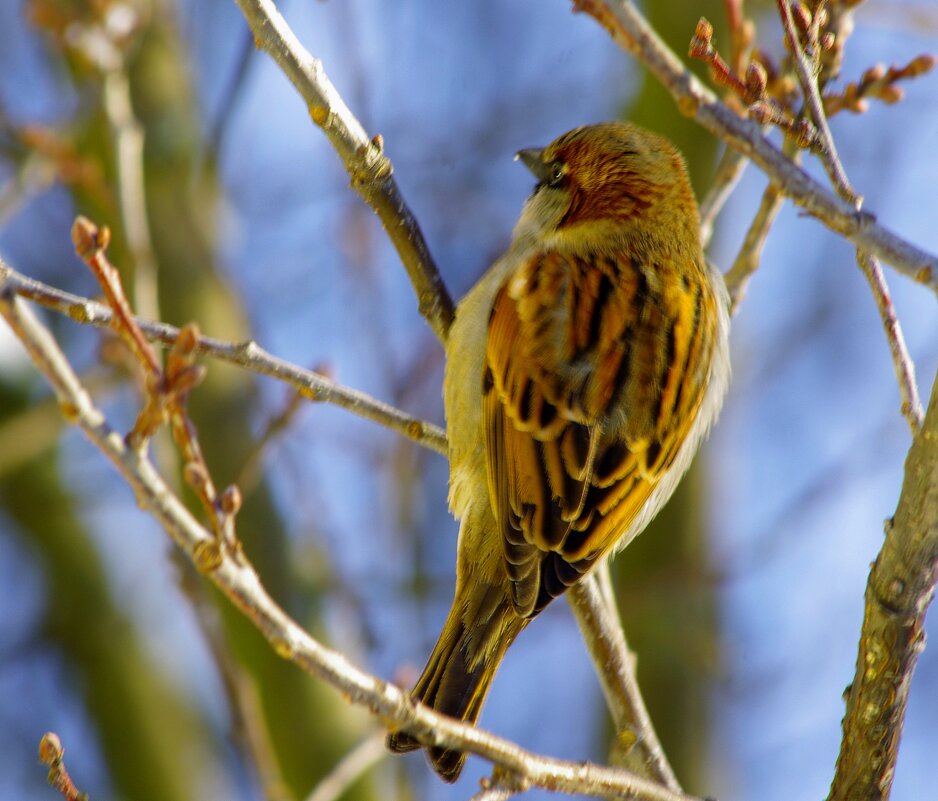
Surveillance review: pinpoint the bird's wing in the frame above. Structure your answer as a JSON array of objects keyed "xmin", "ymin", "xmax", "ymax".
[{"xmin": 483, "ymin": 248, "xmax": 715, "ymax": 617}]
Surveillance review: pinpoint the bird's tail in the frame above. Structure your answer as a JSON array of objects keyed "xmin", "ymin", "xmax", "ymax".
[{"xmin": 388, "ymin": 591, "xmax": 523, "ymax": 782}]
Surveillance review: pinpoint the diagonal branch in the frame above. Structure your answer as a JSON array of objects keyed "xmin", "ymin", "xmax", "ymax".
[
  {"xmin": 855, "ymin": 250, "xmax": 924, "ymax": 432},
  {"xmin": 773, "ymin": 2, "xmax": 924, "ymax": 432},
  {"xmin": 568, "ymin": 565, "xmax": 681, "ymax": 792},
  {"xmin": 723, "ymin": 181, "xmax": 785, "ymax": 311},
  {"xmin": 698, "ymin": 147, "xmax": 749, "ymax": 249},
  {"xmin": 232, "ymin": 0, "xmax": 454, "ymax": 344},
  {"xmin": 0, "ymin": 284, "xmax": 702, "ymax": 801},
  {"xmin": 2, "ymin": 255, "xmax": 675, "ymax": 792},
  {"xmin": 775, "ymin": 0, "xmax": 859, "ymax": 208},
  {"xmin": 0, "ymin": 258, "xmax": 447, "ymax": 455},
  {"xmin": 571, "ymin": 0, "xmax": 938, "ymax": 296},
  {"xmin": 303, "ymin": 734, "xmax": 387, "ymax": 801}
]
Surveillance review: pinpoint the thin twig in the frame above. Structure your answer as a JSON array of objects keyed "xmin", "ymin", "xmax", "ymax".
[
  {"xmin": 38, "ymin": 733, "xmax": 88, "ymax": 801},
  {"xmin": 776, "ymin": 0, "xmax": 860, "ymax": 207},
  {"xmin": 773, "ymin": 3, "xmax": 924, "ymax": 431},
  {"xmin": 855, "ymin": 251, "xmax": 924, "ymax": 432},
  {"xmin": 103, "ymin": 67, "xmax": 160, "ymax": 322},
  {"xmin": 724, "ymin": 182, "xmax": 785, "ymax": 311},
  {"xmin": 232, "ymin": 0, "xmax": 454, "ymax": 344},
  {"xmin": 724, "ymin": 133, "xmax": 802, "ymax": 310},
  {"xmin": 571, "ymin": 0, "xmax": 938, "ymax": 294},
  {"xmin": 175, "ymin": 560, "xmax": 290, "ymax": 801},
  {"xmin": 304, "ymin": 734, "xmax": 386, "ymax": 801},
  {"xmin": 70, "ymin": 217, "xmax": 239, "ymax": 548},
  {"xmin": 699, "ymin": 147, "xmax": 750, "ymax": 249},
  {"xmin": 236, "ymin": 387, "xmax": 306, "ymax": 494},
  {"xmin": 0, "ymin": 151, "xmax": 57, "ymax": 226},
  {"xmin": 568, "ymin": 565, "xmax": 681, "ymax": 792},
  {"xmin": 0, "ymin": 285, "xmax": 701, "ymax": 801},
  {"xmin": 64, "ymin": 5, "xmax": 160, "ymax": 321},
  {"xmin": 824, "ymin": 55, "xmax": 937, "ymax": 117},
  {"xmin": 723, "ymin": 0, "xmax": 750, "ymax": 78},
  {"xmin": 71, "ymin": 218, "xmax": 160, "ymax": 376},
  {"xmin": 0, "ymin": 258, "xmax": 447, "ymax": 456}
]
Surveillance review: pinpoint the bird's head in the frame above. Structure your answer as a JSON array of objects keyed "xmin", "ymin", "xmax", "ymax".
[{"xmin": 513, "ymin": 122, "xmax": 699, "ymax": 251}]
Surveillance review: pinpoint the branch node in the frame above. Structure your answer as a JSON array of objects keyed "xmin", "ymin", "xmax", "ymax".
[
  {"xmin": 192, "ymin": 539, "xmax": 223, "ymax": 573},
  {"xmin": 309, "ymin": 104, "xmax": 329, "ymax": 126},
  {"xmin": 271, "ymin": 633, "xmax": 298, "ymax": 660}
]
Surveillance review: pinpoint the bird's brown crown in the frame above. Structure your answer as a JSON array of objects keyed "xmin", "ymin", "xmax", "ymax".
[{"xmin": 537, "ymin": 122, "xmax": 698, "ymax": 231}]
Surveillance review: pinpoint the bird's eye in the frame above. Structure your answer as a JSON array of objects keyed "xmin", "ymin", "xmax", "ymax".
[{"xmin": 546, "ymin": 162, "xmax": 566, "ymax": 188}]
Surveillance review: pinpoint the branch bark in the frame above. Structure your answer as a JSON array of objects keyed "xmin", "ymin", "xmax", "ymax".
[
  {"xmin": 232, "ymin": 0, "xmax": 454, "ymax": 343},
  {"xmin": 828, "ymin": 363, "xmax": 938, "ymax": 801},
  {"xmin": 0, "ymin": 258, "xmax": 447, "ymax": 456},
  {"xmin": 568, "ymin": 566, "xmax": 681, "ymax": 792}
]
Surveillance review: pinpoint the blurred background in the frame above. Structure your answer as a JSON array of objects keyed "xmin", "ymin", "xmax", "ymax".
[{"xmin": 0, "ymin": 1, "xmax": 936, "ymax": 800}]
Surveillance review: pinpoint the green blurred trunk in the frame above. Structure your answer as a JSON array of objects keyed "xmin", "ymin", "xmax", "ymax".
[
  {"xmin": 3, "ymin": 5, "xmax": 381, "ymax": 799},
  {"xmin": 0, "ymin": 379, "xmax": 208, "ymax": 801},
  {"xmin": 128, "ymin": 15, "xmax": 378, "ymax": 801},
  {"xmin": 611, "ymin": 2, "xmax": 724, "ymax": 790}
]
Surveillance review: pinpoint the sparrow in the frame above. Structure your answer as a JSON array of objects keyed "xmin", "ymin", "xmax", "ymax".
[{"xmin": 388, "ymin": 121, "xmax": 730, "ymax": 781}]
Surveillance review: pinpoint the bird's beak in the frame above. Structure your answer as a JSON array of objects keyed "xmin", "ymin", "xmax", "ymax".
[{"xmin": 514, "ymin": 147, "xmax": 547, "ymax": 181}]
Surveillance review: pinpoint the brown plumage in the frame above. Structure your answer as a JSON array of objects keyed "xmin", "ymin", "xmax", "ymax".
[{"xmin": 388, "ymin": 122, "xmax": 730, "ymax": 781}]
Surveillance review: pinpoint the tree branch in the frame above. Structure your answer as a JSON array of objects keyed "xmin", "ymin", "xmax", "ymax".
[
  {"xmin": 698, "ymin": 146, "xmax": 749, "ymax": 249},
  {"xmin": 855, "ymin": 250, "xmax": 924, "ymax": 432},
  {"xmin": 571, "ymin": 0, "xmax": 938, "ymax": 295},
  {"xmin": 775, "ymin": 0, "xmax": 859, "ymax": 208},
  {"xmin": 0, "ymin": 257, "xmax": 447, "ymax": 456},
  {"xmin": 568, "ymin": 566, "xmax": 681, "ymax": 792},
  {"xmin": 772, "ymin": 1, "xmax": 924, "ymax": 433},
  {"xmin": 3, "ymin": 251, "xmax": 688, "ymax": 793},
  {"xmin": 38, "ymin": 733, "xmax": 88, "ymax": 801},
  {"xmin": 723, "ymin": 177, "xmax": 786, "ymax": 311},
  {"xmin": 304, "ymin": 734, "xmax": 386, "ymax": 801},
  {"xmin": 232, "ymin": 0, "xmax": 454, "ymax": 344},
  {"xmin": 0, "ymin": 284, "xmax": 701, "ymax": 801},
  {"xmin": 828, "ymin": 361, "xmax": 938, "ymax": 801}
]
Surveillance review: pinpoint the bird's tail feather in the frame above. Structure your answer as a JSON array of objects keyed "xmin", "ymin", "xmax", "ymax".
[{"xmin": 388, "ymin": 595, "xmax": 518, "ymax": 782}]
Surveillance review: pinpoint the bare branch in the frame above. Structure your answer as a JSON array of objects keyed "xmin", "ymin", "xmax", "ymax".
[
  {"xmin": 571, "ymin": 0, "xmax": 938, "ymax": 295},
  {"xmin": 0, "ymin": 285, "xmax": 701, "ymax": 801},
  {"xmin": 568, "ymin": 565, "xmax": 681, "ymax": 792},
  {"xmin": 855, "ymin": 251, "xmax": 924, "ymax": 432},
  {"xmin": 824, "ymin": 55, "xmax": 937, "ymax": 116},
  {"xmin": 724, "ymin": 182, "xmax": 785, "ymax": 311},
  {"xmin": 828, "ymin": 362, "xmax": 938, "ymax": 801},
  {"xmin": 773, "ymin": 4, "xmax": 924, "ymax": 431},
  {"xmin": 304, "ymin": 734, "xmax": 386, "ymax": 801},
  {"xmin": 775, "ymin": 0, "xmax": 859, "ymax": 207},
  {"xmin": 232, "ymin": 0, "xmax": 454, "ymax": 344},
  {"xmin": 699, "ymin": 147, "xmax": 749, "ymax": 249},
  {"xmin": 0, "ymin": 258, "xmax": 447, "ymax": 456}
]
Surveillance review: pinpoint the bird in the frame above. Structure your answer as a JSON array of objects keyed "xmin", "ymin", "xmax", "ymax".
[{"xmin": 387, "ymin": 121, "xmax": 731, "ymax": 782}]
